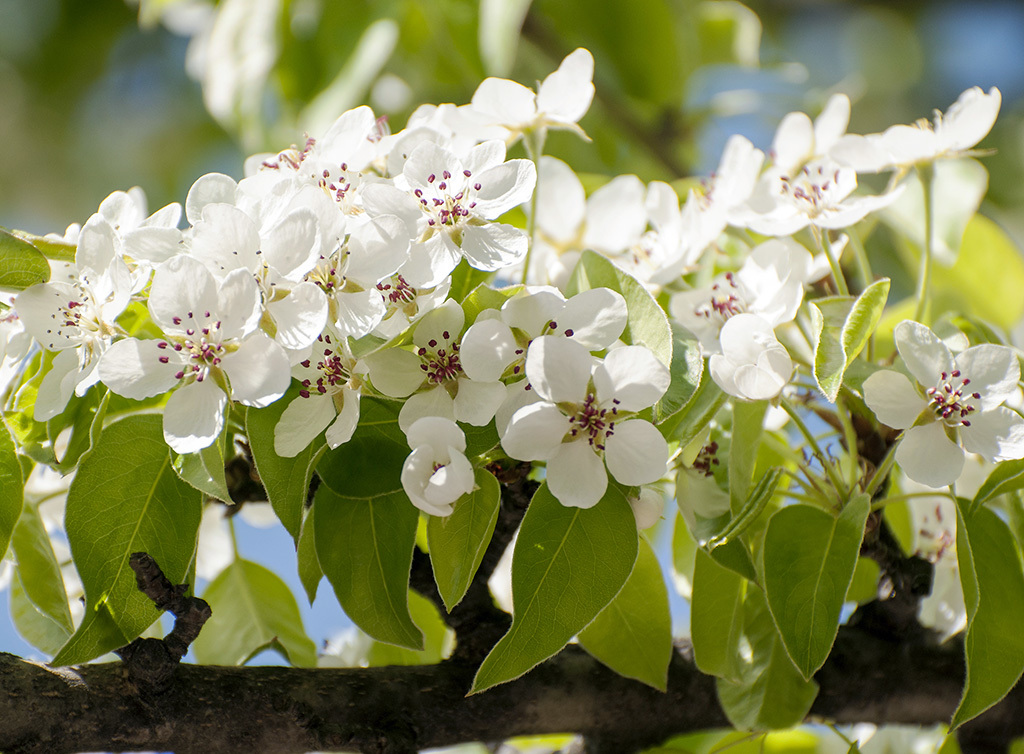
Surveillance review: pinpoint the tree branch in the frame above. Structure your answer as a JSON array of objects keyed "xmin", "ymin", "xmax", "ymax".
[{"xmin": 0, "ymin": 619, "xmax": 1018, "ymax": 754}]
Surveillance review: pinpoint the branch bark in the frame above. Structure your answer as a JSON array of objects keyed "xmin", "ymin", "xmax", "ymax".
[{"xmin": 0, "ymin": 619, "xmax": 1019, "ymax": 754}]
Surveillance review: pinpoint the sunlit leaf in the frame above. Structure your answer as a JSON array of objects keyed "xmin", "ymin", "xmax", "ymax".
[
  {"xmin": 691, "ymin": 548, "xmax": 745, "ymax": 680},
  {"xmin": 0, "ymin": 229, "xmax": 50, "ymax": 291}
]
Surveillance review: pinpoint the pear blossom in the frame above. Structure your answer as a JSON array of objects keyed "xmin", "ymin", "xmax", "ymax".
[
  {"xmin": 401, "ymin": 416, "xmax": 476, "ymax": 517},
  {"xmin": 470, "ymin": 48, "xmax": 595, "ymax": 143},
  {"xmin": 98, "ymin": 255, "xmax": 291, "ymax": 453},
  {"xmin": 501, "ymin": 336, "xmax": 671, "ymax": 508},
  {"xmin": 770, "ymin": 94, "xmax": 852, "ymax": 174},
  {"xmin": 362, "ymin": 140, "xmax": 536, "ymax": 288},
  {"xmin": 96, "ymin": 186, "xmax": 183, "ymax": 264},
  {"xmin": 709, "ymin": 314, "xmax": 793, "ymax": 401},
  {"xmin": 273, "ymin": 330, "xmax": 367, "ymax": 457},
  {"xmin": 862, "ymin": 320, "xmax": 1024, "ymax": 488}
]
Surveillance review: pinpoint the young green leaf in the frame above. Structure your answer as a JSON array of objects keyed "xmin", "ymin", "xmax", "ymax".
[
  {"xmin": 10, "ymin": 570, "xmax": 72, "ymax": 656},
  {"xmin": 10, "ymin": 502, "xmax": 73, "ymax": 642},
  {"xmin": 192, "ymin": 558, "xmax": 317, "ymax": 667},
  {"xmin": 810, "ymin": 279, "xmax": 890, "ymax": 403},
  {"xmin": 566, "ymin": 249, "xmax": 672, "ymax": 366},
  {"xmin": 53, "ymin": 414, "xmax": 202, "ymax": 665},
  {"xmin": 972, "ymin": 458, "xmax": 1024, "ymax": 511},
  {"xmin": 50, "ymin": 388, "xmax": 109, "ymax": 474},
  {"xmin": 247, "ymin": 383, "xmax": 328, "ymax": 540},
  {"xmin": 470, "ymin": 481, "xmax": 638, "ymax": 693},
  {"xmin": 314, "ymin": 484, "xmax": 423, "ymax": 650},
  {"xmin": 0, "ymin": 229, "xmax": 50, "ymax": 291},
  {"xmin": 0, "ymin": 418, "xmax": 23, "ymax": 560},
  {"xmin": 296, "ymin": 509, "xmax": 322, "ymax": 604},
  {"xmin": 708, "ymin": 467, "xmax": 782, "ymax": 548},
  {"xmin": 171, "ymin": 420, "xmax": 232, "ymax": 503},
  {"xmin": 728, "ymin": 400, "xmax": 767, "ymax": 511},
  {"xmin": 658, "ymin": 366, "xmax": 727, "ymax": 449},
  {"xmin": 427, "ymin": 467, "xmax": 500, "ymax": 611},
  {"xmin": 578, "ymin": 536, "xmax": 672, "ymax": 690},
  {"xmin": 951, "ymin": 503, "xmax": 1024, "ymax": 728},
  {"xmin": 316, "ymin": 397, "xmax": 406, "ymax": 498},
  {"xmin": 655, "ymin": 322, "xmax": 702, "ymax": 424},
  {"xmin": 690, "ymin": 548, "xmax": 746, "ymax": 680},
  {"xmin": 763, "ymin": 494, "xmax": 870, "ymax": 679}
]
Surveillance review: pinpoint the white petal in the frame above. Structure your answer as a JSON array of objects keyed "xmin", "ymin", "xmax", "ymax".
[
  {"xmin": 413, "ymin": 300, "xmax": 465, "ymax": 348},
  {"xmin": 895, "ymin": 320, "xmax": 955, "ymax": 387},
  {"xmin": 99, "ymin": 338, "xmax": 181, "ymax": 400},
  {"xmin": 501, "ymin": 289, "xmax": 566, "ymax": 335},
  {"xmin": 604, "ymin": 420, "xmax": 669, "ymax": 486},
  {"xmin": 325, "ymin": 388, "xmax": 361, "ymax": 449},
  {"xmin": 960, "ymin": 407, "xmax": 1024, "ymax": 463},
  {"xmin": 471, "ymin": 78, "xmax": 537, "ymax": 126},
  {"xmin": 771, "ymin": 111, "xmax": 814, "ymax": 172},
  {"xmin": 217, "ymin": 268, "xmax": 263, "ymax": 339},
  {"xmin": 402, "ymin": 445, "xmax": 437, "ymax": 511},
  {"xmin": 34, "ymin": 349, "xmax": 80, "ymax": 421},
  {"xmin": 560, "ymin": 288, "xmax": 628, "ymax": 349},
  {"xmin": 501, "ymin": 402, "xmax": 568, "ymax": 461},
  {"xmin": 274, "ymin": 393, "xmax": 336, "ymax": 457},
  {"xmin": 940, "ymin": 86, "xmax": 1001, "ymax": 153},
  {"xmin": 332, "ymin": 289, "xmax": 386, "ymax": 339},
  {"xmin": 460, "ymin": 319, "xmax": 518, "ymax": 382},
  {"xmin": 424, "ymin": 450, "xmax": 474, "ymax": 508},
  {"xmin": 582, "ymin": 175, "xmax": 647, "ymax": 253},
  {"xmin": 593, "ymin": 345, "xmax": 670, "ymax": 411},
  {"xmin": 453, "ymin": 378, "xmax": 506, "ymax": 426},
  {"xmin": 401, "ymin": 235, "xmax": 462, "ymax": 289},
  {"xmin": 345, "ymin": 215, "xmax": 410, "ymax": 283},
  {"xmin": 163, "ymin": 379, "xmax": 228, "ymax": 454},
  {"xmin": 547, "ymin": 441, "xmax": 607, "ymax": 508},
  {"xmin": 149, "ymin": 256, "xmax": 219, "ymax": 335},
  {"xmin": 185, "ymin": 173, "xmax": 238, "ymax": 224},
  {"xmin": 262, "ymin": 208, "xmax": 320, "ymax": 280},
  {"xmin": 122, "ymin": 226, "xmax": 182, "ymax": 263},
  {"xmin": 536, "ymin": 48, "xmax": 594, "ymax": 125},
  {"xmin": 221, "ymin": 332, "xmax": 292, "ymax": 407},
  {"xmin": 460, "ymin": 223, "xmax": 529, "ymax": 271},
  {"xmin": 863, "ymin": 370, "xmax": 926, "ymax": 429},
  {"xmin": 76, "ymin": 216, "xmax": 117, "ymax": 276},
  {"xmin": 955, "ymin": 344, "xmax": 1020, "ymax": 411},
  {"xmin": 525, "ymin": 335, "xmax": 593, "ymax": 403},
  {"xmin": 471, "ymin": 160, "xmax": 537, "ymax": 219},
  {"xmin": 536, "ymin": 157, "xmax": 586, "ymax": 244},
  {"xmin": 398, "ymin": 387, "xmax": 456, "ymax": 433},
  {"xmin": 896, "ymin": 423, "xmax": 964, "ymax": 488},
  {"xmin": 190, "ymin": 204, "xmax": 260, "ymax": 276},
  {"xmin": 406, "ymin": 415, "xmax": 466, "ymax": 454},
  {"xmin": 270, "ymin": 282, "xmax": 328, "ymax": 350}
]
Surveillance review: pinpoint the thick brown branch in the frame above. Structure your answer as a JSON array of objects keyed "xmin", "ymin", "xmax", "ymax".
[{"xmin": 0, "ymin": 622, "xmax": 1018, "ymax": 754}]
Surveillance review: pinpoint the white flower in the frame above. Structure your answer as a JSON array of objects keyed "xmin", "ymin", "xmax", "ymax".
[
  {"xmin": 99, "ymin": 255, "xmax": 291, "ymax": 453},
  {"xmin": 770, "ymin": 94, "xmax": 852, "ymax": 174},
  {"xmin": 362, "ymin": 140, "xmax": 536, "ymax": 287},
  {"xmin": 708, "ymin": 313, "xmax": 793, "ymax": 401},
  {"xmin": 401, "ymin": 416, "xmax": 476, "ymax": 517},
  {"xmin": 501, "ymin": 336, "xmax": 671, "ymax": 508},
  {"xmin": 863, "ymin": 320, "xmax": 1024, "ymax": 488},
  {"xmin": 470, "ymin": 48, "xmax": 595, "ymax": 143},
  {"xmin": 96, "ymin": 186, "xmax": 183, "ymax": 264}
]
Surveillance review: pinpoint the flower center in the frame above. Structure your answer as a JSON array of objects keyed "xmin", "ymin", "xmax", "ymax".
[
  {"xmin": 692, "ymin": 441, "xmax": 720, "ymax": 477},
  {"xmin": 567, "ymin": 393, "xmax": 619, "ymax": 451},
  {"xmin": 377, "ymin": 275, "xmax": 417, "ymax": 305},
  {"xmin": 694, "ymin": 273, "xmax": 747, "ymax": 323},
  {"xmin": 298, "ymin": 334, "xmax": 358, "ymax": 399},
  {"xmin": 778, "ymin": 162, "xmax": 852, "ymax": 215},
  {"xmin": 416, "ymin": 169, "xmax": 480, "ymax": 232},
  {"xmin": 926, "ymin": 369, "xmax": 981, "ymax": 427},
  {"xmin": 417, "ymin": 331, "xmax": 462, "ymax": 384},
  {"xmin": 163, "ymin": 311, "xmax": 225, "ymax": 383}
]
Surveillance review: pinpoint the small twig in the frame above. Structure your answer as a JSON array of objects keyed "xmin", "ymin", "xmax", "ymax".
[{"xmin": 114, "ymin": 552, "xmax": 212, "ymax": 690}]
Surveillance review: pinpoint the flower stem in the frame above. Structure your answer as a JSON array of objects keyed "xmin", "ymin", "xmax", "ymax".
[
  {"xmin": 812, "ymin": 226, "xmax": 849, "ymax": 296},
  {"xmin": 912, "ymin": 163, "xmax": 935, "ymax": 325},
  {"xmin": 520, "ymin": 129, "xmax": 547, "ymax": 285},
  {"xmin": 865, "ymin": 436, "xmax": 900, "ymax": 500},
  {"xmin": 780, "ymin": 397, "xmax": 848, "ymax": 499}
]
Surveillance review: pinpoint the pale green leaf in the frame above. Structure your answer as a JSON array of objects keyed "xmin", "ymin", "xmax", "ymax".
[
  {"xmin": 50, "ymin": 388, "xmax": 109, "ymax": 474},
  {"xmin": 10, "ymin": 569, "xmax": 71, "ymax": 656},
  {"xmin": 0, "ymin": 229, "xmax": 50, "ymax": 291},
  {"xmin": 171, "ymin": 420, "xmax": 232, "ymax": 503},
  {"xmin": 566, "ymin": 250, "xmax": 672, "ymax": 366},
  {"xmin": 655, "ymin": 322, "xmax": 702, "ymax": 424},
  {"xmin": 7, "ymin": 227, "xmax": 76, "ymax": 263},
  {"xmin": 192, "ymin": 558, "xmax": 317, "ymax": 667},
  {"xmin": 951, "ymin": 503, "xmax": 1024, "ymax": 728},
  {"xmin": 810, "ymin": 279, "xmax": 890, "ymax": 402},
  {"xmin": 728, "ymin": 400, "xmax": 767, "ymax": 510},
  {"xmin": 0, "ymin": 418, "xmax": 23, "ymax": 559},
  {"xmin": 658, "ymin": 365, "xmax": 727, "ymax": 448},
  {"xmin": 10, "ymin": 501, "xmax": 72, "ymax": 638},
  {"xmin": 314, "ymin": 484, "xmax": 423, "ymax": 649},
  {"xmin": 470, "ymin": 481, "xmax": 638, "ymax": 693},
  {"xmin": 763, "ymin": 494, "xmax": 870, "ymax": 679},
  {"xmin": 427, "ymin": 467, "xmax": 500, "ymax": 611},
  {"xmin": 972, "ymin": 458, "xmax": 1024, "ymax": 511},
  {"xmin": 53, "ymin": 415, "xmax": 202, "ymax": 665},
  {"xmin": 296, "ymin": 509, "xmax": 322, "ymax": 604},
  {"xmin": 578, "ymin": 536, "xmax": 672, "ymax": 690},
  {"xmin": 670, "ymin": 512, "xmax": 697, "ymax": 599},
  {"xmin": 691, "ymin": 548, "xmax": 746, "ymax": 680},
  {"xmin": 247, "ymin": 382, "xmax": 328, "ymax": 539},
  {"xmin": 709, "ymin": 467, "xmax": 781, "ymax": 548}
]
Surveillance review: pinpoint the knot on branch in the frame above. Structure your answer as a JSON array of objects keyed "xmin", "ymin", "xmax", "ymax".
[{"xmin": 115, "ymin": 552, "xmax": 211, "ymax": 690}]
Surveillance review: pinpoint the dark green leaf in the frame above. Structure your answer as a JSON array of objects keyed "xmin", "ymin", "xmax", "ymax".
[
  {"xmin": 427, "ymin": 467, "xmax": 500, "ymax": 611},
  {"xmin": 763, "ymin": 494, "xmax": 870, "ymax": 679},
  {"xmin": 53, "ymin": 415, "xmax": 202, "ymax": 665},
  {"xmin": 192, "ymin": 558, "xmax": 317, "ymax": 667},
  {"xmin": 951, "ymin": 503, "xmax": 1024, "ymax": 728},
  {"xmin": 314, "ymin": 484, "xmax": 423, "ymax": 649},
  {"xmin": 578, "ymin": 536, "xmax": 672, "ymax": 690},
  {"xmin": 0, "ymin": 229, "xmax": 50, "ymax": 290},
  {"xmin": 247, "ymin": 382, "xmax": 328, "ymax": 539},
  {"xmin": 317, "ymin": 397, "xmax": 406, "ymax": 498},
  {"xmin": 366, "ymin": 591, "xmax": 452, "ymax": 666},
  {"xmin": 296, "ymin": 509, "xmax": 322, "ymax": 604},
  {"xmin": 708, "ymin": 536, "xmax": 758, "ymax": 583}
]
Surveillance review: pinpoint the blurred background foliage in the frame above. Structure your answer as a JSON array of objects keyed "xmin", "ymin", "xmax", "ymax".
[{"xmin": 2, "ymin": 0, "xmax": 1023, "ymax": 245}]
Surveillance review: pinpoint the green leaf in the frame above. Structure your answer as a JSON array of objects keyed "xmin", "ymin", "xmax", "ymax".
[
  {"xmin": 691, "ymin": 548, "xmax": 746, "ymax": 680},
  {"xmin": 53, "ymin": 415, "xmax": 202, "ymax": 665},
  {"xmin": 171, "ymin": 420, "xmax": 232, "ymax": 503},
  {"xmin": 6, "ymin": 228, "xmax": 76, "ymax": 263},
  {"xmin": 763, "ymin": 494, "xmax": 870, "ymax": 679},
  {"xmin": 0, "ymin": 418, "xmax": 23, "ymax": 559},
  {"xmin": 314, "ymin": 484, "xmax": 423, "ymax": 649},
  {"xmin": 709, "ymin": 467, "xmax": 782, "ymax": 548},
  {"xmin": 708, "ymin": 536, "xmax": 758, "ymax": 583},
  {"xmin": 578, "ymin": 536, "xmax": 672, "ymax": 690},
  {"xmin": 10, "ymin": 570, "xmax": 71, "ymax": 656},
  {"xmin": 0, "ymin": 229, "xmax": 50, "ymax": 291},
  {"xmin": 717, "ymin": 588, "xmax": 819, "ymax": 730},
  {"xmin": 728, "ymin": 400, "xmax": 767, "ymax": 511},
  {"xmin": 658, "ymin": 365, "xmax": 727, "ymax": 448},
  {"xmin": 470, "ymin": 481, "xmax": 638, "ymax": 693},
  {"xmin": 566, "ymin": 250, "xmax": 672, "ymax": 366},
  {"xmin": 365, "ymin": 591, "xmax": 452, "ymax": 666},
  {"xmin": 427, "ymin": 467, "xmax": 500, "ymax": 611},
  {"xmin": 317, "ymin": 397, "xmax": 406, "ymax": 498},
  {"xmin": 810, "ymin": 279, "xmax": 890, "ymax": 403},
  {"xmin": 192, "ymin": 558, "xmax": 317, "ymax": 667},
  {"xmin": 655, "ymin": 322, "xmax": 702, "ymax": 424},
  {"xmin": 951, "ymin": 503, "xmax": 1024, "ymax": 728},
  {"xmin": 449, "ymin": 262, "xmax": 498, "ymax": 308},
  {"xmin": 247, "ymin": 382, "xmax": 328, "ymax": 539},
  {"xmin": 479, "ymin": 0, "xmax": 532, "ymax": 75},
  {"xmin": 972, "ymin": 458, "xmax": 1024, "ymax": 511},
  {"xmin": 296, "ymin": 509, "xmax": 322, "ymax": 604},
  {"xmin": 50, "ymin": 388, "xmax": 109, "ymax": 474},
  {"xmin": 697, "ymin": 0, "xmax": 761, "ymax": 67},
  {"xmin": 671, "ymin": 512, "xmax": 697, "ymax": 599},
  {"xmin": 10, "ymin": 501, "xmax": 73, "ymax": 638},
  {"xmin": 846, "ymin": 557, "xmax": 881, "ymax": 604}
]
